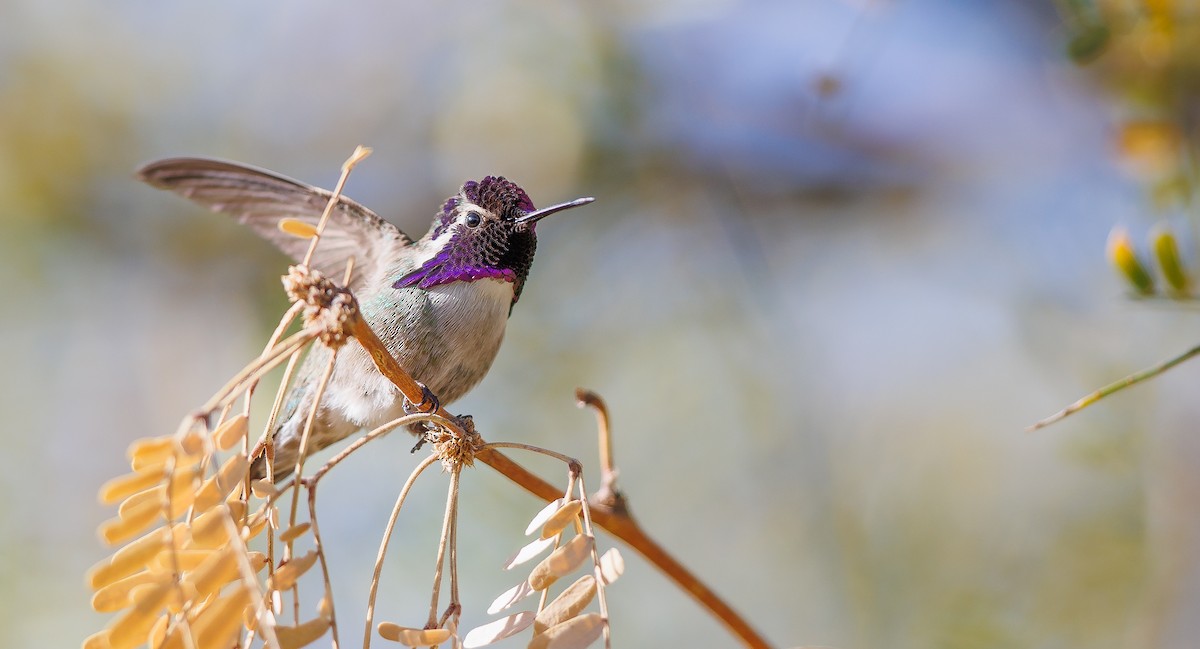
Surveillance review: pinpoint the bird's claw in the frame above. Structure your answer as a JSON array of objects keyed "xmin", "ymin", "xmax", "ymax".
[{"xmin": 402, "ymin": 381, "xmax": 441, "ymax": 415}]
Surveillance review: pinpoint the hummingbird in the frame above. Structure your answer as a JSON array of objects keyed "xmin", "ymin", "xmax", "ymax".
[{"xmin": 136, "ymin": 158, "xmax": 593, "ymax": 478}]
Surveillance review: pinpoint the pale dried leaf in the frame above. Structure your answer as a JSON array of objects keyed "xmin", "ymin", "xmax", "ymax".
[
  {"xmin": 188, "ymin": 587, "xmax": 252, "ymax": 649},
  {"xmin": 82, "ymin": 629, "xmax": 111, "ymax": 649},
  {"xmin": 270, "ymin": 550, "xmax": 318, "ymax": 590},
  {"xmin": 527, "ymin": 613, "xmax": 604, "ymax": 649},
  {"xmin": 279, "ymin": 218, "xmax": 320, "ymax": 239},
  {"xmin": 98, "ymin": 469, "xmax": 163, "ymax": 505},
  {"xmin": 462, "ymin": 611, "xmax": 534, "ymax": 648},
  {"xmin": 89, "ymin": 528, "xmax": 169, "ymax": 589},
  {"xmin": 598, "ymin": 547, "xmax": 624, "ymax": 585},
  {"xmin": 99, "ymin": 511, "xmax": 158, "ymax": 546},
  {"xmin": 528, "ymin": 535, "xmax": 593, "ymax": 591},
  {"xmin": 539, "ymin": 500, "xmax": 582, "ymax": 539},
  {"xmin": 91, "ymin": 571, "xmax": 168, "ymax": 613},
  {"xmin": 193, "ymin": 454, "xmax": 250, "ymax": 511},
  {"xmin": 251, "ymin": 478, "xmax": 279, "ymax": 499},
  {"xmin": 534, "ymin": 575, "xmax": 596, "ymax": 634},
  {"xmin": 524, "ymin": 498, "xmax": 563, "ymax": 536},
  {"xmin": 275, "ymin": 616, "xmax": 332, "ymax": 649},
  {"xmin": 503, "ymin": 536, "xmax": 556, "ymax": 570},
  {"xmin": 189, "ymin": 502, "xmax": 246, "ymax": 548},
  {"xmin": 486, "ymin": 580, "xmax": 536, "ymax": 615},
  {"xmin": 377, "ymin": 622, "xmax": 452, "ymax": 646},
  {"xmin": 106, "ymin": 581, "xmax": 171, "ymax": 649},
  {"xmin": 185, "ymin": 547, "xmax": 239, "ymax": 598},
  {"xmin": 214, "ymin": 414, "xmax": 250, "ymax": 451},
  {"xmin": 279, "ymin": 522, "xmax": 312, "ymax": 543}
]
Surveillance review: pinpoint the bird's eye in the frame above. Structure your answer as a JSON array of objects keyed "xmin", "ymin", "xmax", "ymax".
[{"xmin": 465, "ymin": 212, "xmax": 482, "ymax": 227}]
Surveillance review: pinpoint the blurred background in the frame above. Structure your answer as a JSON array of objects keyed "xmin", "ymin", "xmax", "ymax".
[{"xmin": 5, "ymin": 0, "xmax": 1200, "ymax": 647}]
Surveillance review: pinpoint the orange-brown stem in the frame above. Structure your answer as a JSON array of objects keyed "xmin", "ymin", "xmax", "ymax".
[{"xmin": 346, "ymin": 316, "xmax": 773, "ymax": 649}]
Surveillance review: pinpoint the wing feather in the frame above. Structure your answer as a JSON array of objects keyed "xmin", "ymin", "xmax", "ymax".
[{"xmin": 137, "ymin": 157, "xmax": 412, "ymax": 291}]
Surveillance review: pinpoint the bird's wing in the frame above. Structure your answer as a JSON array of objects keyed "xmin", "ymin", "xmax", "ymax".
[{"xmin": 137, "ymin": 157, "xmax": 412, "ymax": 291}]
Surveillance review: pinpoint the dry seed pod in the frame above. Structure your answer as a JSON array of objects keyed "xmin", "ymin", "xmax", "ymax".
[
  {"xmin": 528, "ymin": 535, "xmax": 593, "ymax": 591},
  {"xmin": 214, "ymin": 414, "xmax": 250, "ymax": 451},
  {"xmin": 487, "ymin": 580, "xmax": 536, "ymax": 615},
  {"xmin": 462, "ymin": 611, "xmax": 535, "ymax": 648},
  {"xmin": 279, "ymin": 218, "xmax": 320, "ymax": 239},
  {"xmin": 527, "ymin": 612, "xmax": 604, "ymax": 649},
  {"xmin": 524, "ymin": 498, "xmax": 564, "ymax": 535},
  {"xmin": 270, "ymin": 550, "xmax": 318, "ymax": 591},
  {"xmin": 376, "ymin": 623, "xmax": 452, "ymax": 646},
  {"xmin": 89, "ymin": 527, "xmax": 171, "ymax": 589},
  {"xmin": 279, "ymin": 522, "xmax": 312, "ymax": 543},
  {"xmin": 275, "ymin": 616, "xmax": 332, "ymax": 649},
  {"xmin": 534, "ymin": 575, "xmax": 596, "ymax": 634},
  {"xmin": 503, "ymin": 536, "xmax": 556, "ymax": 570},
  {"xmin": 598, "ymin": 547, "xmax": 624, "ymax": 585},
  {"xmin": 540, "ymin": 500, "xmax": 583, "ymax": 539}
]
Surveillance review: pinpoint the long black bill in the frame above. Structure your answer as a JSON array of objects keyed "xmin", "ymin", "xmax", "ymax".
[{"xmin": 516, "ymin": 196, "xmax": 595, "ymax": 224}]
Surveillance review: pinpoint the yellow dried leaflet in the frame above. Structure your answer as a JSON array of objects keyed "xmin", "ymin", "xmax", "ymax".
[
  {"xmin": 99, "ymin": 511, "xmax": 159, "ymax": 546},
  {"xmin": 525, "ymin": 498, "xmax": 564, "ymax": 536},
  {"xmin": 462, "ymin": 611, "xmax": 535, "ymax": 648},
  {"xmin": 99, "ymin": 469, "xmax": 163, "ymax": 505},
  {"xmin": 174, "ymin": 587, "xmax": 253, "ymax": 649},
  {"xmin": 179, "ymin": 429, "xmax": 206, "ymax": 456},
  {"xmin": 377, "ymin": 622, "xmax": 452, "ymax": 646},
  {"xmin": 185, "ymin": 546, "xmax": 241, "ymax": 599},
  {"xmin": 279, "ymin": 522, "xmax": 312, "ymax": 543},
  {"xmin": 534, "ymin": 575, "xmax": 596, "ymax": 634},
  {"xmin": 528, "ymin": 535, "xmax": 593, "ymax": 591},
  {"xmin": 504, "ymin": 535, "xmax": 556, "ymax": 570},
  {"xmin": 149, "ymin": 548, "xmax": 211, "ymax": 572},
  {"xmin": 193, "ymin": 454, "xmax": 250, "ymax": 511},
  {"xmin": 241, "ymin": 506, "xmax": 271, "ymax": 540},
  {"xmin": 91, "ymin": 571, "xmax": 168, "ymax": 613},
  {"xmin": 251, "ymin": 478, "xmax": 279, "ymax": 499},
  {"xmin": 527, "ymin": 613, "xmax": 604, "ymax": 649},
  {"xmin": 598, "ymin": 548, "xmax": 624, "ymax": 585},
  {"xmin": 81, "ymin": 629, "xmax": 110, "ymax": 649},
  {"xmin": 105, "ymin": 581, "xmax": 171, "ymax": 649},
  {"xmin": 126, "ymin": 437, "xmax": 177, "ymax": 465},
  {"xmin": 279, "ymin": 218, "xmax": 320, "ymax": 239},
  {"xmin": 247, "ymin": 551, "xmax": 269, "ymax": 572},
  {"xmin": 214, "ymin": 414, "xmax": 250, "ymax": 451},
  {"xmin": 270, "ymin": 550, "xmax": 318, "ymax": 591},
  {"xmin": 89, "ymin": 527, "xmax": 171, "ymax": 589},
  {"xmin": 275, "ymin": 616, "xmax": 332, "ymax": 649},
  {"xmin": 189, "ymin": 502, "xmax": 246, "ymax": 548},
  {"xmin": 540, "ymin": 500, "xmax": 583, "ymax": 539},
  {"xmin": 147, "ymin": 614, "xmax": 169, "ymax": 649},
  {"xmin": 486, "ymin": 580, "xmax": 536, "ymax": 615}
]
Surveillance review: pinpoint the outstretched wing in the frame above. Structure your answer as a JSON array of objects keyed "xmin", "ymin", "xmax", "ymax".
[{"xmin": 137, "ymin": 157, "xmax": 412, "ymax": 291}]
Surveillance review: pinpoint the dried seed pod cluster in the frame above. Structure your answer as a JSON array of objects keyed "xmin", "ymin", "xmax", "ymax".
[{"xmin": 1108, "ymin": 224, "xmax": 1193, "ymax": 297}]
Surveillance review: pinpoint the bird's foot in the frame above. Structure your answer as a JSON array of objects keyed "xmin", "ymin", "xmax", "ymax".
[{"xmin": 402, "ymin": 381, "xmax": 441, "ymax": 415}]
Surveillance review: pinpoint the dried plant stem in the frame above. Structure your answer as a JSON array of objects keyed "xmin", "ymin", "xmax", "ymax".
[
  {"xmin": 243, "ymin": 300, "xmax": 306, "ymax": 419},
  {"xmin": 574, "ymin": 475, "xmax": 611, "ymax": 649},
  {"xmin": 363, "ymin": 454, "xmax": 442, "ymax": 649},
  {"xmin": 1027, "ymin": 342, "xmax": 1200, "ymax": 431},
  {"xmin": 426, "ymin": 468, "xmax": 462, "ymax": 629},
  {"xmin": 301, "ymin": 145, "xmax": 372, "ymax": 269},
  {"xmin": 308, "ymin": 413, "xmax": 443, "ymax": 484},
  {"xmin": 288, "ymin": 350, "xmax": 340, "ymax": 527},
  {"xmin": 202, "ymin": 327, "xmax": 320, "ymax": 413},
  {"xmin": 347, "ymin": 313, "xmax": 773, "ymax": 649},
  {"xmin": 306, "ymin": 485, "xmax": 339, "ymax": 649}
]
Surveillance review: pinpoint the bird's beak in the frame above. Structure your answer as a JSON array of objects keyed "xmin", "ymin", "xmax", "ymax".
[{"xmin": 516, "ymin": 196, "xmax": 595, "ymax": 224}]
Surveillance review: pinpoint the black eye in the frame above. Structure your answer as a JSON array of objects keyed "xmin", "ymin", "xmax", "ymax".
[{"xmin": 465, "ymin": 212, "xmax": 482, "ymax": 227}]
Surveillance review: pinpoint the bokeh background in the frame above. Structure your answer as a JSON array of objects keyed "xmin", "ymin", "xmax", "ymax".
[{"xmin": 5, "ymin": 1, "xmax": 1200, "ymax": 647}]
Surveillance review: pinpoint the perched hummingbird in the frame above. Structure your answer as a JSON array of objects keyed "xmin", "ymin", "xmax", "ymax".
[{"xmin": 137, "ymin": 158, "xmax": 593, "ymax": 478}]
